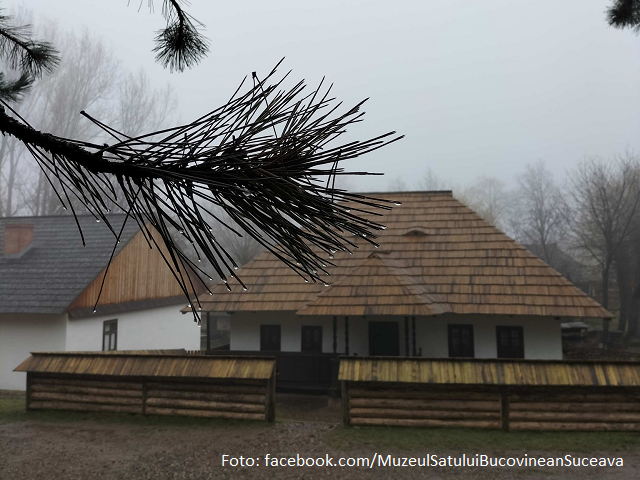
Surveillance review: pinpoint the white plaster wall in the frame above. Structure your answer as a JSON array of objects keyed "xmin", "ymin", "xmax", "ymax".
[
  {"xmin": 228, "ymin": 311, "xmax": 562, "ymax": 359},
  {"xmin": 229, "ymin": 311, "xmax": 407, "ymax": 355},
  {"xmin": 415, "ymin": 314, "xmax": 563, "ymax": 360},
  {"xmin": 66, "ymin": 304, "xmax": 199, "ymax": 352},
  {"xmin": 0, "ymin": 313, "xmax": 67, "ymax": 390}
]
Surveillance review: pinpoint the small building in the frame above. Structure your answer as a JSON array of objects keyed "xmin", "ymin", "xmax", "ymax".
[
  {"xmin": 195, "ymin": 191, "xmax": 612, "ymax": 390},
  {"xmin": 0, "ymin": 215, "xmax": 199, "ymax": 390}
]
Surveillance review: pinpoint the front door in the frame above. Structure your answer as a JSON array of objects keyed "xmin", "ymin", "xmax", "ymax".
[{"xmin": 368, "ymin": 321, "xmax": 400, "ymax": 356}]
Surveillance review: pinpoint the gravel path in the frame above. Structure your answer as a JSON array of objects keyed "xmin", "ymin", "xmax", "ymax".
[{"xmin": 1, "ymin": 394, "xmax": 639, "ymax": 479}]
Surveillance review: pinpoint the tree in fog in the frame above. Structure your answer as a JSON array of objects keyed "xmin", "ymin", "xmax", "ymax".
[
  {"xmin": 457, "ymin": 176, "xmax": 512, "ymax": 231},
  {"xmin": 513, "ymin": 161, "xmax": 568, "ymax": 268},
  {"xmin": 417, "ymin": 167, "xmax": 447, "ymax": 191},
  {"xmin": 0, "ymin": 21, "xmax": 178, "ymax": 217},
  {"xmin": 568, "ymin": 156, "xmax": 640, "ymax": 318}
]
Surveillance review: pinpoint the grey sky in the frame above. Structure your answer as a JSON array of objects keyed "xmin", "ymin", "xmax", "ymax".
[{"xmin": 10, "ymin": 0, "xmax": 640, "ymax": 191}]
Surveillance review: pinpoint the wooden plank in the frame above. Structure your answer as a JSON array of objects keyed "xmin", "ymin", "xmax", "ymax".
[
  {"xmin": 510, "ymin": 402, "xmax": 640, "ymax": 412},
  {"xmin": 146, "ymin": 407, "xmax": 264, "ymax": 421},
  {"xmin": 146, "ymin": 382, "xmax": 265, "ymax": 394},
  {"xmin": 145, "ymin": 397, "xmax": 264, "ymax": 413},
  {"xmin": 510, "ymin": 422, "xmax": 640, "ymax": 432},
  {"xmin": 350, "ymin": 397, "xmax": 500, "ymax": 411},
  {"xmin": 350, "ymin": 417, "xmax": 501, "ymax": 429},
  {"xmin": 31, "ymin": 392, "xmax": 142, "ymax": 406},
  {"xmin": 34, "ymin": 377, "xmax": 142, "ymax": 390},
  {"xmin": 350, "ymin": 408, "xmax": 499, "ymax": 420},
  {"xmin": 29, "ymin": 401, "xmax": 140, "ymax": 414},
  {"xmin": 349, "ymin": 388, "xmax": 499, "ymax": 401},
  {"xmin": 31, "ymin": 384, "xmax": 143, "ymax": 398},
  {"xmin": 147, "ymin": 390, "xmax": 264, "ymax": 404},
  {"xmin": 510, "ymin": 411, "xmax": 640, "ymax": 423}
]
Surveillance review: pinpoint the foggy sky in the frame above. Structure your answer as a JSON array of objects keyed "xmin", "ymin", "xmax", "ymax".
[{"xmin": 10, "ymin": 0, "xmax": 640, "ymax": 191}]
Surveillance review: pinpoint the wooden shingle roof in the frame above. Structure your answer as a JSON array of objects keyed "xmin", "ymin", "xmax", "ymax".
[
  {"xmin": 197, "ymin": 191, "xmax": 611, "ymax": 319},
  {"xmin": 15, "ymin": 351, "xmax": 275, "ymax": 380},
  {"xmin": 339, "ymin": 357, "xmax": 640, "ymax": 387}
]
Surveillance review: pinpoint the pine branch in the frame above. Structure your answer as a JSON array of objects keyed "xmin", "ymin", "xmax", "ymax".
[
  {"xmin": 0, "ymin": 64, "xmax": 403, "ymax": 322},
  {"xmin": 152, "ymin": 0, "xmax": 210, "ymax": 72},
  {"xmin": 608, "ymin": 0, "xmax": 640, "ymax": 31}
]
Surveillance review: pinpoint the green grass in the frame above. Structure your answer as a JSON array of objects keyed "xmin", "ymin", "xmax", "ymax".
[
  {"xmin": 0, "ymin": 395, "xmax": 265, "ymax": 429},
  {"xmin": 327, "ymin": 425, "xmax": 640, "ymax": 452}
]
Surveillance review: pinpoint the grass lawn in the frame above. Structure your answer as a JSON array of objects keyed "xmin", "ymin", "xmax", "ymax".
[{"xmin": 327, "ymin": 425, "xmax": 640, "ymax": 453}]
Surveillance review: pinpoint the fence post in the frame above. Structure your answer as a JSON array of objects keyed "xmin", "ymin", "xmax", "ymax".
[
  {"xmin": 341, "ymin": 381, "xmax": 351, "ymax": 426},
  {"xmin": 141, "ymin": 378, "xmax": 148, "ymax": 416},
  {"xmin": 500, "ymin": 386, "xmax": 510, "ymax": 432}
]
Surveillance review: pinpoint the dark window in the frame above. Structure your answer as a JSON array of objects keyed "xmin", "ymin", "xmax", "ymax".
[
  {"xmin": 301, "ymin": 326, "xmax": 323, "ymax": 353},
  {"xmin": 260, "ymin": 325, "xmax": 281, "ymax": 352},
  {"xmin": 102, "ymin": 319, "xmax": 117, "ymax": 351},
  {"xmin": 448, "ymin": 324, "xmax": 474, "ymax": 358},
  {"xmin": 496, "ymin": 326, "xmax": 524, "ymax": 358}
]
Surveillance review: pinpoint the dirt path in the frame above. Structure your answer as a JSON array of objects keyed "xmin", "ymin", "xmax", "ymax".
[{"xmin": 1, "ymin": 394, "xmax": 640, "ymax": 479}]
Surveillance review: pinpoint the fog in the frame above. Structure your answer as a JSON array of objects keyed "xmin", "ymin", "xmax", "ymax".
[{"xmin": 8, "ymin": 0, "xmax": 640, "ymax": 191}]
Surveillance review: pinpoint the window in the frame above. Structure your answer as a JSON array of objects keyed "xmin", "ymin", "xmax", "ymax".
[
  {"xmin": 260, "ymin": 325, "xmax": 281, "ymax": 351},
  {"xmin": 496, "ymin": 326, "xmax": 524, "ymax": 358},
  {"xmin": 448, "ymin": 324, "xmax": 474, "ymax": 357},
  {"xmin": 301, "ymin": 326, "xmax": 323, "ymax": 353},
  {"xmin": 102, "ymin": 319, "xmax": 117, "ymax": 351}
]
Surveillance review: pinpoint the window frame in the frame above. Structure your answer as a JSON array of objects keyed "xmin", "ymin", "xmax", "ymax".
[
  {"xmin": 447, "ymin": 324, "xmax": 475, "ymax": 358},
  {"xmin": 102, "ymin": 319, "xmax": 118, "ymax": 351},
  {"xmin": 301, "ymin": 325, "xmax": 323, "ymax": 353},
  {"xmin": 496, "ymin": 326, "xmax": 525, "ymax": 359},
  {"xmin": 260, "ymin": 324, "xmax": 281, "ymax": 352}
]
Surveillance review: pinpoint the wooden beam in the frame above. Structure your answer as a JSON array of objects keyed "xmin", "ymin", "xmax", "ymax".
[
  {"xmin": 332, "ymin": 316, "xmax": 337, "ymax": 354},
  {"xmin": 411, "ymin": 316, "xmax": 417, "ymax": 356},
  {"xmin": 404, "ymin": 316, "xmax": 409, "ymax": 356},
  {"xmin": 345, "ymin": 316, "xmax": 350, "ymax": 356}
]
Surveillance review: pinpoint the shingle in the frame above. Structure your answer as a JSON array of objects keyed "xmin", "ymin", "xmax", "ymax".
[
  {"xmin": 0, "ymin": 215, "xmax": 139, "ymax": 314},
  {"xmin": 195, "ymin": 191, "xmax": 612, "ymax": 319}
]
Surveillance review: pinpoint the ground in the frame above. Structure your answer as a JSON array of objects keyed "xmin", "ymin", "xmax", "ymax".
[{"xmin": 2, "ymin": 390, "xmax": 640, "ymax": 479}]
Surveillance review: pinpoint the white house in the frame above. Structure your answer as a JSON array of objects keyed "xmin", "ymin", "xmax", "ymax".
[
  {"xmin": 0, "ymin": 215, "xmax": 199, "ymax": 390},
  {"xmin": 194, "ymin": 191, "xmax": 612, "ymax": 389}
]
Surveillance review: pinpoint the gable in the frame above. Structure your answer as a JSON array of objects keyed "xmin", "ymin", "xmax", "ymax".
[{"xmin": 68, "ymin": 227, "xmax": 185, "ymax": 314}]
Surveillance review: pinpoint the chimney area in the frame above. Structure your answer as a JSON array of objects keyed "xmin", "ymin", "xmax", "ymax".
[{"xmin": 3, "ymin": 224, "xmax": 34, "ymax": 255}]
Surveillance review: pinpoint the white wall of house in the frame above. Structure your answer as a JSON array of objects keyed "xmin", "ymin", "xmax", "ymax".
[
  {"xmin": 0, "ymin": 313, "xmax": 67, "ymax": 390},
  {"xmin": 227, "ymin": 311, "xmax": 563, "ymax": 360},
  {"xmin": 66, "ymin": 304, "xmax": 199, "ymax": 352}
]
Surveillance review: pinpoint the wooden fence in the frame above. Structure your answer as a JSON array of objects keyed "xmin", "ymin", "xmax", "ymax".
[
  {"xmin": 340, "ymin": 357, "xmax": 640, "ymax": 432},
  {"xmin": 16, "ymin": 351, "xmax": 276, "ymax": 422}
]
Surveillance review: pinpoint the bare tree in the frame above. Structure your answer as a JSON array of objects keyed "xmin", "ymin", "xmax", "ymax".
[
  {"xmin": 569, "ymin": 156, "xmax": 640, "ymax": 319},
  {"xmin": 514, "ymin": 161, "xmax": 568, "ymax": 267},
  {"xmin": 457, "ymin": 176, "xmax": 512, "ymax": 230},
  {"xmin": 387, "ymin": 176, "xmax": 408, "ymax": 192},
  {"xmin": 417, "ymin": 167, "xmax": 447, "ymax": 191},
  {"xmin": 0, "ymin": 19, "xmax": 178, "ymax": 217}
]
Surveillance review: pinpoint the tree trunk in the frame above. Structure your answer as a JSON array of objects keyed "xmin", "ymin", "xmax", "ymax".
[{"xmin": 616, "ymin": 249, "xmax": 631, "ymax": 333}]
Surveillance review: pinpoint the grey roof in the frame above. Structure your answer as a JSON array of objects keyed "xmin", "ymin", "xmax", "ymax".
[{"xmin": 0, "ymin": 215, "xmax": 140, "ymax": 314}]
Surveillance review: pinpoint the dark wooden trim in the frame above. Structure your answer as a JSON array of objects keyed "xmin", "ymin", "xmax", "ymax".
[
  {"xmin": 411, "ymin": 316, "xmax": 416, "ymax": 356},
  {"xmin": 332, "ymin": 316, "xmax": 337, "ymax": 354},
  {"xmin": 345, "ymin": 316, "xmax": 350, "ymax": 356},
  {"xmin": 404, "ymin": 317, "xmax": 410, "ymax": 356},
  {"xmin": 206, "ymin": 312, "xmax": 211, "ymax": 351}
]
